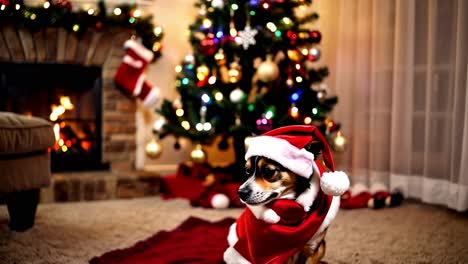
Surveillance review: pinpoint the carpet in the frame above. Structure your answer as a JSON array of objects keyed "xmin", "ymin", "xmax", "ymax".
[
  {"xmin": 1, "ymin": 196, "xmax": 468, "ymax": 264},
  {"xmin": 90, "ymin": 217, "xmax": 235, "ymax": 264}
]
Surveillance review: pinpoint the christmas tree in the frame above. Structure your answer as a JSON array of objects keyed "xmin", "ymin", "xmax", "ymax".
[{"xmin": 153, "ymin": 0, "xmax": 344, "ymax": 169}]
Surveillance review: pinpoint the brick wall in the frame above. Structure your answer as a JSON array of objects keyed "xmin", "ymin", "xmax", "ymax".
[{"xmin": 0, "ymin": 25, "xmax": 137, "ymax": 174}]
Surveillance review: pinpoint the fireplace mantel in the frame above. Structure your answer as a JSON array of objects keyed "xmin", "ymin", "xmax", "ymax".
[{"xmin": 0, "ymin": 25, "xmax": 138, "ymax": 174}]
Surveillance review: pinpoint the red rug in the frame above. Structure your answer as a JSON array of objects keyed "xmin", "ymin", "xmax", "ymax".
[{"xmin": 89, "ymin": 217, "xmax": 235, "ymax": 264}]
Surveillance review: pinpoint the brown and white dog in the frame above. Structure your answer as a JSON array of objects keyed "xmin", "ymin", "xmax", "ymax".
[{"xmin": 223, "ymin": 125, "xmax": 349, "ymax": 264}]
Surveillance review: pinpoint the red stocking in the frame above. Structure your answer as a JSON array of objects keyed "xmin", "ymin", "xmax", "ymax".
[{"xmin": 114, "ymin": 39, "xmax": 159, "ymax": 107}]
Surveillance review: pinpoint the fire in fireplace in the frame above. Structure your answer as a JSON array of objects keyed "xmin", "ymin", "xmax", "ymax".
[{"xmin": 0, "ymin": 62, "xmax": 109, "ymax": 172}]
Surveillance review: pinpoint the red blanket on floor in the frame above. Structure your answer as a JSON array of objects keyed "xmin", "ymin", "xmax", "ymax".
[{"xmin": 89, "ymin": 217, "xmax": 235, "ymax": 264}]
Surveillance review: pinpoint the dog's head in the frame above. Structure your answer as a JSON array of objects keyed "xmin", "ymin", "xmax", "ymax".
[{"xmin": 237, "ymin": 140, "xmax": 323, "ymax": 205}]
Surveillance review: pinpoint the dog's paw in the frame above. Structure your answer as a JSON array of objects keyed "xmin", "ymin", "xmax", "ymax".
[{"xmin": 262, "ymin": 208, "xmax": 280, "ymax": 224}]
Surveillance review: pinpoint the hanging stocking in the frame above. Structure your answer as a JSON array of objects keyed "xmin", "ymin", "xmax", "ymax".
[{"xmin": 114, "ymin": 39, "xmax": 160, "ymax": 107}]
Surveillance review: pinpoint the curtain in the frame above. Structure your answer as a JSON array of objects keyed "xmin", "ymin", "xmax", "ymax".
[{"xmin": 317, "ymin": 0, "xmax": 468, "ymax": 211}]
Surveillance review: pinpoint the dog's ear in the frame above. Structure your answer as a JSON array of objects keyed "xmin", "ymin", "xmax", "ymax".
[{"xmin": 305, "ymin": 140, "xmax": 323, "ymax": 159}]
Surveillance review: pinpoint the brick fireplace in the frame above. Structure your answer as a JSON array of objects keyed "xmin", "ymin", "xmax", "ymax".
[{"xmin": 0, "ymin": 25, "xmax": 159, "ymax": 201}]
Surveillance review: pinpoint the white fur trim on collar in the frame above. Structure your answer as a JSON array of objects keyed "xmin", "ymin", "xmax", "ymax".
[
  {"xmin": 124, "ymin": 39, "xmax": 154, "ymax": 62},
  {"xmin": 245, "ymin": 136, "xmax": 315, "ymax": 178}
]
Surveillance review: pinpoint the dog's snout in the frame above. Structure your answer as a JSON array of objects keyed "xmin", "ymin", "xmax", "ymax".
[{"xmin": 237, "ymin": 188, "xmax": 251, "ymax": 201}]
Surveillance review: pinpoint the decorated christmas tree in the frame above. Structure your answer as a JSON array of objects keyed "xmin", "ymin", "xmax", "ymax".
[{"xmin": 152, "ymin": 0, "xmax": 344, "ymax": 170}]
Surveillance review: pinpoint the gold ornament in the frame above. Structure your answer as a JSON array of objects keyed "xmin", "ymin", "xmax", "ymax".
[
  {"xmin": 214, "ymin": 49, "xmax": 226, "ymax": 66},
  {"xmin": 190, "ymin": 143, "xmax": 207, "ymax": 163},
  {"xmin": 228, "ymin": 61, "xmax": 242, "ymax": 83},
  {"xmin": 256, "ymin": 55, "xmax": 280, "ymax": 82},
  {"xmin": 145, "ymin": 138, "xmax": 163, "ymax": 159},
  {"xmin": 287, "ymin": 49, "xmax": 302, "ymax": 62}
]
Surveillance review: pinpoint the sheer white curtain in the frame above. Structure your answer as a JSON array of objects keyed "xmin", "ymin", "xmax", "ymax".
[{"xmin": 317, "ymin": 0, "xmax": 468, "ymax": 211}]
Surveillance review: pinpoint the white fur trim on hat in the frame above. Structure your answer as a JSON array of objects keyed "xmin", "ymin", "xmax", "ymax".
[
  {"xmin": 245, "ymin": 136, "xmax": 315, "ymax": 178},
  {"xmin": 142, "ymin": 86, "xmax": 160, "ymax": 108},
  {"xmin": 211, "ymin": 193, "xmax": 230, "ymax": 209},
  {"xmin": 124, "ymin": 39, "xmax": 154, "ymax": 62},
  {"xmin": 320, "ymin": 171, "xmax": 350, "ymax": 196}
]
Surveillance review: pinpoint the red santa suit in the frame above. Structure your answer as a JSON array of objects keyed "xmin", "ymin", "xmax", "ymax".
[{"xmin": 223, "ymin": 126, "xmax": 349, "ymax": 264}]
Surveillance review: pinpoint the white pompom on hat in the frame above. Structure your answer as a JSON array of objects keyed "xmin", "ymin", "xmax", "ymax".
[{"xmin": 245, "ymin": 125, "xmax": 349, "ymax": 196}]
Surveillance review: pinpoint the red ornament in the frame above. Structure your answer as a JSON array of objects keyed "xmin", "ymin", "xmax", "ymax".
[
  {"xmin": 310, "ymin": 30, "xmax": 322, "ymax": 43},
  {"xmin": 200, "ymin": 36, "xmax": 218, "ymax": 56},
  {"xmin": 95, "ymin": 21, "xmax": 103, "ymax": 30},
  {"xmin": 287, "ymin": 30, "xmax": 298, "ymax": 45},
  {"xmin": 56, "ymin": 0, "xmax": 72, "ymax": 11},
  {"xmin": 256, "ymin": 116, "xmax": 273, "ymax": 133}
]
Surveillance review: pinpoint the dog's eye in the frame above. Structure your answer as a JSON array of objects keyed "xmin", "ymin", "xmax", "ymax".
[
  {"xmin": 261, "ymin": 166, "xmax": 278, "ymax": 181},
  {"xmin": 245, "ymin": 166, "xmax": 254, "ymax": 176}
]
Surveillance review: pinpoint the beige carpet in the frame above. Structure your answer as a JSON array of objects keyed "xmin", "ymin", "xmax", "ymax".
[{"xmin": 1, "ymin": 197, "xmax": 468, "ymax": 264}]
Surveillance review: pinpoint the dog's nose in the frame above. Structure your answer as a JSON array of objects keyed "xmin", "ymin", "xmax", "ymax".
[{"xmin": 237, "ymin": 188, "xmax": 251, "ymax": 201}]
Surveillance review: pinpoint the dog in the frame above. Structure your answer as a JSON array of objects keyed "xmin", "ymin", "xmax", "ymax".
[{"xmin": 223, "ymin": 126, "xmax": 348, "ymax": 264}]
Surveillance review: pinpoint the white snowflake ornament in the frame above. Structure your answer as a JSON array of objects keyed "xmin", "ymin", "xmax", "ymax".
[{"xmin": 238, "ymin": 25, "xmax": 258, "ymax": 50}]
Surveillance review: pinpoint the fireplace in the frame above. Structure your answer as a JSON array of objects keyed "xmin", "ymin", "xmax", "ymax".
[
  {"xmin": 0, "ymin": 63, "xmax": 109, "ymax": 172},
  {"xmin": 0, "ymin": 26, "xmax": 138, "ymax": 176},
  {"xmin": 0, "ymin": 62, "xmax": 109, "ymax": 172}
]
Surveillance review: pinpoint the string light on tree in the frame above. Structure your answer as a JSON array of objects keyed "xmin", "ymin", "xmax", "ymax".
[{"xmin": 229, "ymin": 88, "xmax": 245, "ymax": 103}]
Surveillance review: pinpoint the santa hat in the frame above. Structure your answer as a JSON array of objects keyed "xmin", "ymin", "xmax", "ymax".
[{"xmin": 245, "ymin": 125, "xmax": 349, "ymax": 196}]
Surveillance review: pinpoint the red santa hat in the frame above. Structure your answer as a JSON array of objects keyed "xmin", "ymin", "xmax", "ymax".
[{"xmin": 245, "ymin": 125, "xmax": 349, "ymax": 196}]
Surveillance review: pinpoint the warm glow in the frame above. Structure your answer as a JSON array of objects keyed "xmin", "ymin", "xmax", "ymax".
[
  {"xmin": 87, "ymin": 8, "xmax": 95, "ymax": 15},
  {"xmin": 181, "ymin": 121, "xmax": 190, "ymax": 130},
  {"xmin": 153, "ymin": 26, "xmax": 163, "ymax": 36},
  {"xmin": 132, "ymin": 9, "xmax": 141, "ymax": 17},
  {"xmin": 334, "ymin": 131, "xmax": 346, "ymax": 147},
  {"xmin": 60, "ymin": 96, "xmax": 74, "ymax": 110},
  {"xmin": 196, "ymin": 123, "xmax": 204, "ymax": 131},
  {"xmin": 113, "ymin": 8, "xmax": 122, "ymax": 16},
  {"xmin": 228, "ymin": 69, "xmax": 240, "ymax": 83},
  {"xmin": 152, "ymin": 42, "xmax": 161, "ymax": 52},
  {"xmin": 43, "ymin": 1, "xmax": 50, "ymax": 9},
  {"xmin": 266, "ymin": 22, "xmax": 277, "ymax": 32},
  {"xmin": 208, "ymin": 76, "xmax": 217, "ymax": 85},
  {"xmin": 176, "ymin": 108, "xmax": 184, "ymax": 117},
  {"xmin": 202, "ymin": 18, "xmax": 212, "ymax": 28},
  {"xmin": 15, "ymin": 4, "xmax": 20, "ymax": 10},
  {"xmin": 214, "ymin": 92, "xmax": 223, "ymax": 101},
  {"xmin": 304, "ymin": 116, "xmax": 312, "ymax": 124},
  {"xmin": 230, "ymin": 28, "xmax": 237, "ymax": 37},
  {"xmin": 175, "ymin": 65, "xmax": 182, "ymax": 73},
  {"xmin": 290, "ymin": 106, "xmax": 299, "ymax": 118},
  {"xmin": 53, "ymin": 124, "xmax": 60, "ymax": 141},
  {"xmin": 203, "ymin": 122, "xmax": 212, "ymax": 131}
]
